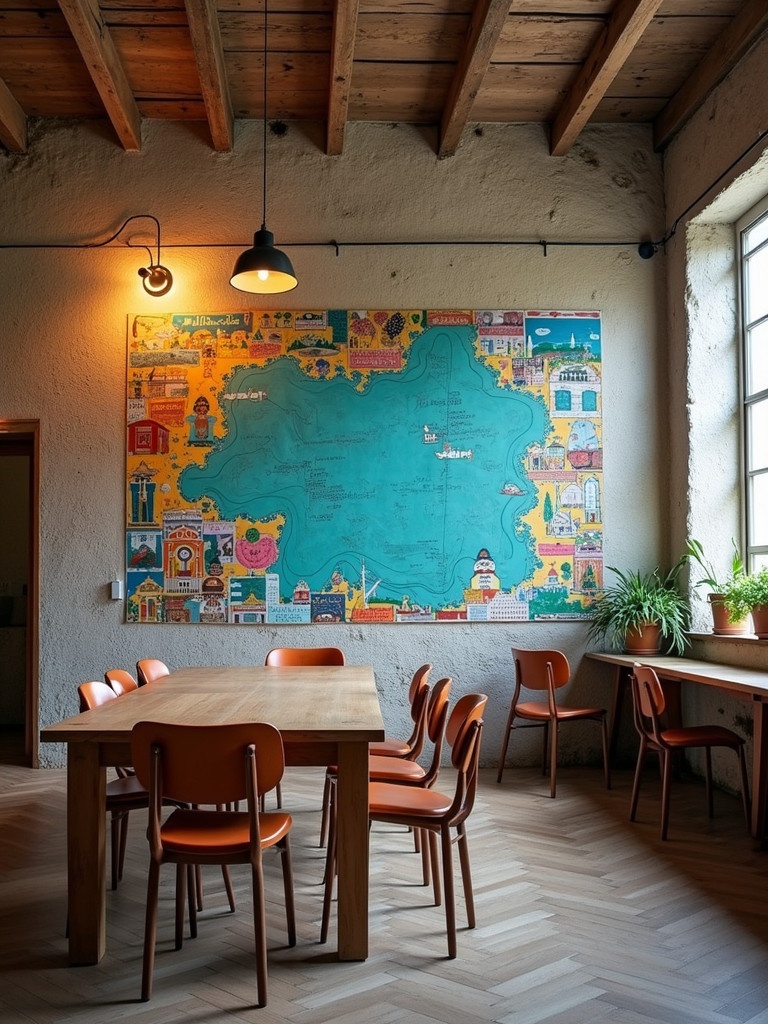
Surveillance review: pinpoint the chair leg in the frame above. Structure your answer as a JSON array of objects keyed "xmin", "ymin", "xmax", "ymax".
[
  {"xmin": 496, "ymin": 705, "xmax": 516, "ymax": 782},
  {"xmin": 541, "ymin": 721, "xmax": 549, "ymax": 780},
  {"xmin": 736, "ymin": 745, "xmax": 751, "ymax": 829},
  {"xmin": 456, "ymin": 821, "xmax": 476, "ymax": 929},
  {"xmin": 428, "ymin": 831, "xmax": 440, "ymax": 906},
  {"xmin": 320, "ymin": 806, "xmax": 337, "ymax": 944},
  {"xmin": 600, "ymin": 713, "xmax": 611, "ymax": 790},
  {"xmin": 549, "ymin": 720, "xmax": 558, "ymax": 798},
  {"xmin": 251, "ymin": 860, "xmax": 268, "ymax": 1008},
  {"xmin": 660, "ymin": 750, "xmax": 672, "ymax": 840},
  {"xmin": 279, "ymin": 837, "xmax": 297, "ymax": 947},
  {"xmin": 110, "ymin": 813, "xmax": 121, "ymax": 891},
  {"xmin": 141, "ymin": 859, "xmax": 161, "ymax": 1002},
  {"xmin": 222, "ymin": 865, "xmax": 236, "ymax": 913},
  {"xmin": 319, "ymin": 772, "xmax": 332, "ymax": 847},
  {"xmin": 629, "ymin": 738, "xmax": 647, "ymax": 822},
  {"xmin": 440, "ymin": 824, "xmax": 457, "ymax": 959},
  {"xmin": 704, "ymin": 747, "xmax": 714, "ymax": 818}
]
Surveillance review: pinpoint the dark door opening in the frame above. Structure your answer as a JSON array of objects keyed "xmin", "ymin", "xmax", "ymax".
[{"xmin": 0, "ymin": 422, "xmax": 39, "ymax": 767}]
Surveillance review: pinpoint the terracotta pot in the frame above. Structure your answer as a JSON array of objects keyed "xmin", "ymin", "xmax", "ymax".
[
  {"xmin": 708, "ymin": 593, "xmax": 752, "ymax": 636},
  {"xmin": 624, "ymin": 621, "xmax": 661, "ymax": 655},
  {"xmin": 750, "ymin": 604, "xmax": 768, "ymax": 639}
]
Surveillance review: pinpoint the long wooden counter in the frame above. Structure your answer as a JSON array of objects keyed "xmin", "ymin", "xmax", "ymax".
[{"xmin": 586, "ymin": 652, "xmax": 768, "ymax": 838}]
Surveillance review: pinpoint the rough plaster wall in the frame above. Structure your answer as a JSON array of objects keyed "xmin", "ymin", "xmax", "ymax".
[
  {"xmin": 663, "ymin": 33, "xmax": 768, "ymax": 790},
  {"xmin": 0, "ymin": 120, "xmax": 664, "ymax": 769}
]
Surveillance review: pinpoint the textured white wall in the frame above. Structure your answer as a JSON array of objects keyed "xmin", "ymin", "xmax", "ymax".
[
  {"xmin": 0, "ymin": 119, "xmax": 665, "ymax": 769},
  {"xmin": 662, "ymin": 34, "xmax": 768, "ymax": 790}
]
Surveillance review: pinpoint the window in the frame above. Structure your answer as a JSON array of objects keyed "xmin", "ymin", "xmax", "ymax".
[{"xmin": 738, "ymin": 198, "xmax": 768, "ymax": 572}]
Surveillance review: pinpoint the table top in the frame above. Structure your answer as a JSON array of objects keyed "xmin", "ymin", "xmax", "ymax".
[
  {"xmin": 41, "ymin": 664, "xmax": 386, "ymax": 745},
  {"xmin": 586, "ymin": 651, "xmax": 768, "ymax": 698}
]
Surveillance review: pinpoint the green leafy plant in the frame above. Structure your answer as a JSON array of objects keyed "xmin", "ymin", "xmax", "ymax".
[
  {"xmin": 686, "ymin": 537, "xmax": 745, "ymax": 592},
  {"xmin": 587, "ymin": 559, "xmax": 690, "ymax": 655},
  {"xmin": 722, "ymin": 566, "xmax": 768, "ymax": 621}
]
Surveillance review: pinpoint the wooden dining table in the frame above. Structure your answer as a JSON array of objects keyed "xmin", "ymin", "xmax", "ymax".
[{"xmin": 40, "ymin": 663, "xmax": 385, "ymax": 966}]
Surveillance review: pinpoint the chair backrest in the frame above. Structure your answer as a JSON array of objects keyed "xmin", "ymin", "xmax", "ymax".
[
  {"xmin": 417, "ymin": 677, "xmax": 452, "ymax": 785},
  {"xmin": 105, "ymin": 668, "xmax": 139, "ymax": 696},
  {"xmin": 445, "ymin": 693, "xmax": 488, "ymax": 824},
  {"xmin": 407, "ymin": 664, "xmax": 431, "ymax": 723},
  {"xmin": 264, "ymin": 647, "xmax": 345, "ymax": 667},
  {"xmin": 511, "ymin": 647, "xmax": 570, "ymax": 692},
  {"xmin": 136, "ymin": 658, "xmax": 170, "ymax": 686},
  {"xmin": 78, "ymin": 680, "xmax": 118, "ymax": 712},
  {"xmin": 631, "ymin": 664, "xmax": 667, "ymax": 746},
  {"xmin": 131, "ymin": 721, "xmax": 285, "ymax": 806}
]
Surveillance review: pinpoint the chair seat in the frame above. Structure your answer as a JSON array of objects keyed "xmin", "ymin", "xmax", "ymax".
[
  {"xmin": 106, "ymin": 774, "xmax": 150, "ymax": 809},
  {"xmin": 161, "ymin": 808, "xmax": 292, "ymax": 855},
  {"xmin": 369, "ymin": 754, "xmax": 426, "ymax": 782},
  {"xmin": 369, "ymin": 738, "xmax": 411, "ymax": 757},
  {"xmin": 515, "ymin": 700, "xmax": 605, "ymax": 721},
  {"xmin": 660, "ymin": 725, "xmax": 744, "ymax": 749},
  {"xmin": 369, "ymin": 781, "xmax": 452, "ymax": 819}
]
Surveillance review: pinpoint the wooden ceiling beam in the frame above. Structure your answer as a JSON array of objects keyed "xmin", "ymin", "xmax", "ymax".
[
  {"xmin": 654, "ymin": 0, "xmax": 768, "ymax": 150},
  {"xmin": 327, "ymin": 0, "xmax": 360, "ymax": 155},
  {"xmin": 549, "ymin": 0, "xmax": 664, "ymax": 157},
  {"xmin": 0, "ymin": 77, "xmax": 27, "ymax": 153},
  {"xmin": 438, "ymin": 0, "xmax": 510, "ymax": 159},
  {"xmin": 184, "ymin": 0, "xmax": 234, "ymax": 151},
  {"xmin": 57, "ymin": 0, "xmax": 142, "ymax": 150}
]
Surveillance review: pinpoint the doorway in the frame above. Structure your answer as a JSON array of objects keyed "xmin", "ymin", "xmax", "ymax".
[{"xmin": 0, "ymin": 421, "xmax": 39, "ymax": 767}]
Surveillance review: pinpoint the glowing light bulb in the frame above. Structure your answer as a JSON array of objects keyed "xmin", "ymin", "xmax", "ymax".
[{"xmin": 257, "ymin": 269, "xmax": 269, "ymax": 281}]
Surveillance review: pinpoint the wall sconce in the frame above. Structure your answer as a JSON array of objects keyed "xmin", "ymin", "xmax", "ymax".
[{"xmin": 128, "ymin": 214, "xmax": 173, "ymax": 296}]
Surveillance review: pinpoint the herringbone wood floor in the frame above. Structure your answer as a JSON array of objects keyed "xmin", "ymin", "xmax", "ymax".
[{"xmin": 3, "ymin": 761, "xmax": 768, "ymax": 1024}]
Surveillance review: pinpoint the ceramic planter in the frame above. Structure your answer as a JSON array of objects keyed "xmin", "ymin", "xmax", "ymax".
[
  {"xmin": 750, "ymin": 604, "xmax": 768, "ymax": 639},
  {"xmin": 624, "ymin": 621, "xmax": 662, "ymax": 655},
  {"xmin": 708, "ymin": 593, "xmax": 752, "ymax": 636}
]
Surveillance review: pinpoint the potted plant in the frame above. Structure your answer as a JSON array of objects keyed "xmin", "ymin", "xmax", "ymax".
[
  {"xmin": 686, "ymin": 538, "xmax": 750, "ymax": 635},
  {"xmin": 721, "ymin": 565, "xmax": 768, "ymax": 639},
  {"xmin": 586, "ymin": 559, "xmax": 690, "ymax": 656}
]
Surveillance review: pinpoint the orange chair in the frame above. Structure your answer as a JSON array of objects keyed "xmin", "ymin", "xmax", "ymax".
[
  {"xmin": 265, "ymin": 647, "xmax": 345, "ymax": 811},
  {"xmin": 136, "ymin": 658, "xmax": 170, "ymax": 686},
  {"xmin": 629, "ymin": 664, "xmax": 751, "ymax": 839},
  {"xmin": 105, "ymin": 668, "xmax": 139, "ymax": 696},
  {"xmin": 320, "ymin": 678, "xmax": 452, "ymax": 862},
  {"xmin": 496, "ymin": 647, "xmax": 610, "ymax": 798},
  {"xmin": 319, "ymin": 663, "xmax": 432, "ymax": 846},
  {"xmin": 131, "ymin": 720, "xmax": 296, "ymax": 1006},
  {"xmin": 321, "ymin": 692, "xmax": 488, "ymax": 958},
  {"xmin": 77, "ymin": 681, "xmax": 151, "ymax": 890},
  {"xmin": 264, "ymin": 646, "xmax": 345, "ymax": 666},
  {"xmin": 368, "ymin": 663, "xmax": 432, "ymax": 758}
]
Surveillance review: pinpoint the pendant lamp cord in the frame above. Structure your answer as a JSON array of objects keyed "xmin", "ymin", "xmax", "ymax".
[{"xmin": 262, "ymin": 0, "xmax": 268, "ymax": 233}]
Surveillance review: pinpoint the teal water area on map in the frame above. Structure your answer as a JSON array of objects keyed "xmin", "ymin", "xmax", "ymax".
[{"xmin": 179, "ymin": 326, "xmax": 548, "ymax": 607}]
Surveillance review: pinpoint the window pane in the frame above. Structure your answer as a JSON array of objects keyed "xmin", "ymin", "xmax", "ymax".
[
  {"xmin": 746, "ymin": 317, "xmax": 768, "ymax": 396},
  {"xmin": 744, "ymin": 214, "xmax": 768, "ymax": 254},
  {"xmin": 748, "ymin": 472, "xmax": 768, "ymax": 547},
  {"xmin": 754, "ymin": 553, "xmax": 768, "ymax": 571},
  {"xmin": 745, "ymin": 245, "xmax": 768, "ymax": 324},
  {"xmin": 747, "ymin": 398, "xmax": 768, "ymax": 471}
]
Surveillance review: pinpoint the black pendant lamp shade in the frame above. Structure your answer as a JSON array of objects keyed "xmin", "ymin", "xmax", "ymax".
[{"xmin": 230, "ymin": 225, "xmax": 298, "ymax": 294}]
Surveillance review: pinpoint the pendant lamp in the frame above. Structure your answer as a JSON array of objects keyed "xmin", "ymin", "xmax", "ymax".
[{"xmin": 230, "ymin": 0, "xmax": 297, "ymax": 294}]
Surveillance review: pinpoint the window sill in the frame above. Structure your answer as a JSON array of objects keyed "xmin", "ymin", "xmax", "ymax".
[{"xmin": 688, "ymin": 631, "xmax": 767, "ymax": 645}]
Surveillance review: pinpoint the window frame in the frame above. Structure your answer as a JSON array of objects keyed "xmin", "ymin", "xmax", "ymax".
[{"xmin": 737, "ymin": 195, "xmax": 768, "ymax": 573}]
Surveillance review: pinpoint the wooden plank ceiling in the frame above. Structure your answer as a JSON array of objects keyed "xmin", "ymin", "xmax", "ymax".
[{"xmin": 0, "ymin": 0, "xmax": 766, "ymax": 158}]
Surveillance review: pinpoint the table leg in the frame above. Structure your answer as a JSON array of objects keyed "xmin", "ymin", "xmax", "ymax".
[
  {"xmin": 751, "ymin": 697, "xmax": 768, "ymax": 840},
  {"xmin": 335, "ymin": 739, "xmax": 369, "ymax": 960},
  {"xmin": 66, "ymin": 742, "xmax": 106, "ymax": 964}
]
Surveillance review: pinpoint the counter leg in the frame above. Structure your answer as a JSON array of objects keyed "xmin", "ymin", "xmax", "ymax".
[
  {"xmin": 751, "ymin": 697, "xmax": 768, "ymax": 840},
  {"xmin": 67, "ymin": 742, "xmax": 106, "ymax": 964}
]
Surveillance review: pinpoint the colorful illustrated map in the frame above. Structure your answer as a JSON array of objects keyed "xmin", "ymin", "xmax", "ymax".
[{"xmin": 126, "ymin": 309, "xmax": 604, "ymax": 624}]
